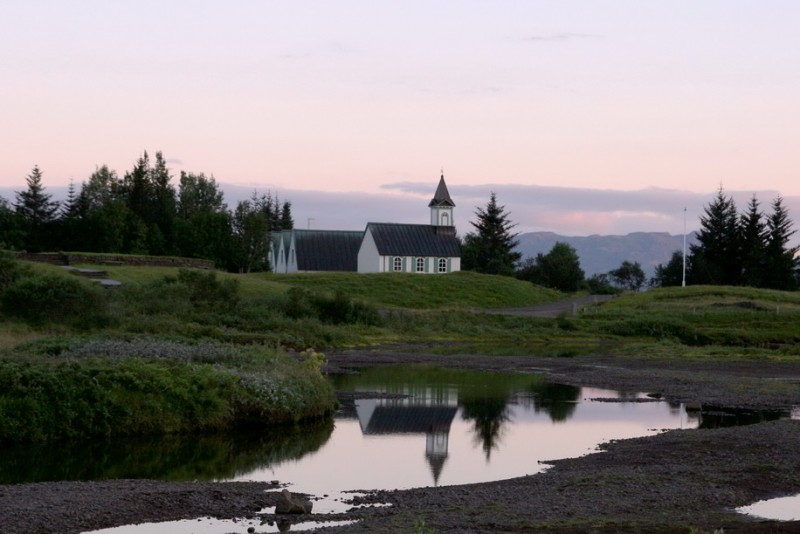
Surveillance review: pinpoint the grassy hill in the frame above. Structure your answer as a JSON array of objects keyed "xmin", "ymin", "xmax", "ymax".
[
  {"xmin": 256, "ymin": 270, "xmax": 562, "ymax": 309},
  {"xmin": 62, "ymin": 263, "xmax": 561, "ymax": 309},
  {"xmin": 9, "ymin": 259, "xmax": 800, "ymax": 359}
]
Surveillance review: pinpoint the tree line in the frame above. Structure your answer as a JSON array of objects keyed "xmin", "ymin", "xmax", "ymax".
[
  {"xmin": 463, "ymin": 189, "xmax": 799, "ymax": 292},
  {"xmin": 652, "ymin": 189, "xmax": 799, "ymax": 290},
  {"xmin": 0, "ymin": 152, "xmax": 293, "ymax": 272}
]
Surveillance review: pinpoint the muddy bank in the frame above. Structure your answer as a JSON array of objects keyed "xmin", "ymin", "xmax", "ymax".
[{"xmin": 2, "ymin": 349, "xmax": 800, "ymax": 533}]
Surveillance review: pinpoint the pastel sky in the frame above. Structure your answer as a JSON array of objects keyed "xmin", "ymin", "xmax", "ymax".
[{"xmin": 2, "ymin": 1, "xmax": 799, "ymax": 237}]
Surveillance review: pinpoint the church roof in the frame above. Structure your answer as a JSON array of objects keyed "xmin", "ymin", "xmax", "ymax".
[
  {"xmin": 366, "ymin": 223, "xmax": 461, "ymax": 257},
  {"xmin": 293, "ymin": 230, "xmax": 363, "ymax": 271},
  {"xmin": 428, "ymin": 174, "xmax": 455, "ymax": 207},
  {"xmin": 359, "ymin": 405, "xmax": 458, "ymax": 435}
]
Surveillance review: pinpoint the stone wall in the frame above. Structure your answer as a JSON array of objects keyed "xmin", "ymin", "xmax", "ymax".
[{"xmin": 16, "ymin": 252, "xmax": 215, "ymax": 270}]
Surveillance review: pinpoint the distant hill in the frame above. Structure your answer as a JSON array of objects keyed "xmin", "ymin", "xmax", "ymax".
[{"xmin": 516, "ymin": 231, "xmax": 697, "ymax": 277}]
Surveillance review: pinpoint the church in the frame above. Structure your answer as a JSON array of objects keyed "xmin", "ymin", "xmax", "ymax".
[{"xmin": 269, "ymin": 174, "xmax": 462, "ymax": 274}]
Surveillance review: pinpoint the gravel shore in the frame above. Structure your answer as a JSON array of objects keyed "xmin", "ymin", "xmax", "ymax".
[{"xmin": 2, "ymin": 350, "xmax": 800, "ymax": 533}]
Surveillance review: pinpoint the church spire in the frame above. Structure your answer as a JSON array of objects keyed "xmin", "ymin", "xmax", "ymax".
[
  {"xmin": 429, "ymin": 172, "xmax": 455, "ymax": 207},
  {"xmin": 429, "ymin": 172, "xmax": 455, "ymax": 228}
]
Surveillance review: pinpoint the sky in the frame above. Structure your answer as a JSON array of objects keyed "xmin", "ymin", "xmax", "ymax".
[{"xmin": 2, "ymin": 1, "xmax": 799, "ymax": 237}]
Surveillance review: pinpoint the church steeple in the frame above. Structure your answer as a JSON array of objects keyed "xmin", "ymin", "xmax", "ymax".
[{"xmin": 429, "ymin": 172, "xmax": 455, "ymax": 227}]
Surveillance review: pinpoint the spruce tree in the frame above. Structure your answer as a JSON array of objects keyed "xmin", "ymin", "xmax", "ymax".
[
  {"xmin": 14, "ymin": 165, "xmax": 60, "ymax": 251},
  {"xmin": 280, "ymin": 201, "xmax": 294, "ymax": 230},
  {"xmin": 462, "ymin": 192, "xmax": 521, "ymax": 276},
  {"xmin": 763, "ymin": 196, "xmax": 798, "ymax": 290},
  {"xmin": 650, "ymin": 251, "xmax": 684, "ymax": 288},
  {"xmin": 739, "ymin": 195, "xmax": 767, "ymax": 287},
  {"xmin": 688, "ymin": 188, "xmax": 741, "ymax": 285}
]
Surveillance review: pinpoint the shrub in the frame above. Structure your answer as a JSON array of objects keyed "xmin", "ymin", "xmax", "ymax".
[
  {"xmin": 0, "ymin": 343, "xmax": 336, "ymax": 443},
  {"xmin": 606, "ymin": 317, "xmax": 710, "ymax": 346},
  {"xmin": 284, "ymin": 287, "xmax": 381, "ymax": 326},
  {"xmin": 1, "ymin": 272, "xmax": 111, "ymax": 328},
  {"xmin": 0, "ymin": 251, "xmax": 30, "ymax": 292},
  {"xmin": 174, "ymin": 268, "xmax": 240, "ymax": 310}
]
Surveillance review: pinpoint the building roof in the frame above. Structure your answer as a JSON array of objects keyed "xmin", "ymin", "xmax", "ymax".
[
  {"xmin": 293, "ymin": 230, "xmax": 363, "ymax": 271},
  {"xmin": 366, "ymin": 223, "xmax": 461, "ymax": 258},
  {"xmin": 428, "ymin": 174, "xmax": 455, "ymax": 207},
  {"xmin": 359, "ymin": 405, "xmax": 458, "ymax": 435}
]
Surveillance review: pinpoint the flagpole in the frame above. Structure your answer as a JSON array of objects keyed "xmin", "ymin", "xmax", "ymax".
[{"xmin": 682, "ymin": 207, "xmax": 687, "ymax": 287}]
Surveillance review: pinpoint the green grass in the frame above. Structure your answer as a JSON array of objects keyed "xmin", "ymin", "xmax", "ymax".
[
  {"xmin": 256, "ymin": 270, "xmax": 562, "ymax": 309},
  {"xmin": 0, "ymin": 341, "xmax": 335, "ymax": 443},
  {"xmin": 5, "ymin": 257, "xmax": 800, "ymax": 446}
]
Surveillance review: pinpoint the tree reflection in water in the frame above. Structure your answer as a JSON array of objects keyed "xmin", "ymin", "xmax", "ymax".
[
  {"xmin": 524, "ymin": 383, "xmax": 581, "ymax": 423},
  {"xmin": 0, "ymin": 419, "xmax": 334, "ymax": 484},
  {"xmin": 459, "ymin": 395, "xmax": 510, "ymax": 461}
]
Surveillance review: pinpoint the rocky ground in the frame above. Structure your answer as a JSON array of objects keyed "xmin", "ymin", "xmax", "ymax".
[{"xmin": 3, "ymin": 349, "xmax": 800, "ymax": 533}]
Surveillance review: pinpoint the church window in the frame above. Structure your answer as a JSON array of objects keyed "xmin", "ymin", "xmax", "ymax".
[
  {"xmin": 441, "ymin": 212, "xmax": 449, "ymax": 226},
  {"xmin": 438, "ymin": 258, "xmax": 447, "ymax": 273},
  {"xmin": 416, "ymin": 257, "xmax": 425, "ymax": 272},
  {"xmin": 393, "ymin": 257, "xmax": 403, "ymax": 272}
]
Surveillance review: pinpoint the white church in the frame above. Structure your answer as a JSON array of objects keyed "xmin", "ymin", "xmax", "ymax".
[{"xmin": 269, "ymin": 174, "xmax": 462, "ymax": 274}]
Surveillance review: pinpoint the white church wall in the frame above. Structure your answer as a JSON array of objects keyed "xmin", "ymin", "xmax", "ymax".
[{"xmin": 357, "ymin": 229, "xmax": 381, "ymax": 273}]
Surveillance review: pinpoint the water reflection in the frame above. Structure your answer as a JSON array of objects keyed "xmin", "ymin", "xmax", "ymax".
[
  {"xmin": 524, "ymin": 383, "xmax": 581, "ymax": 422},
  {"xmin": 693, "ymin": 406, "xmax": 786, "ymax": 429},
  {"xmin": 1, "ymin": 365, "xmax": 792, "ymax": 494},
  {"xmin": 460, "ymin": 395, "xmax": 510, "ymax": 461},
  {"xmin": 0, "ymin": 421, "xmax": 333, "ymax": 484}
]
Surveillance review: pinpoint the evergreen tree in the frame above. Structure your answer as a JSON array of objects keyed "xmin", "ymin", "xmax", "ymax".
[
  {"xmin": 650, "ymin": 250, "xmax": 685, "ymax": 288},
  {"xmin": 280, "ymin": 201, "xmax": 294, "ymax": 230},
  {"xmin": 739, "ymin": 195, "xmax": 767, "ymax": 287},
  {"xmin": 688, "ymin": 188, "xmax": 741, "ymax": 285},
  {"xmin": 763, "ymin": 196, "xmax": 798, "ymax": 290},
  {"xmin": 58, "ymin": 179, "xmax": 81, "ymax": 250},
  {"xmin": 120, "ymin": 151, "xmax": 177, "ymax": 255},
  {"xmin": 148, "ymin": 152, "xmax": 177, "ymax": 254},
  {"xmin": 461, "ymin": 192, "xmax": 521, "ymax": 276},
  {"xmin": 14, "ymin": 165, "xmax": 60, "ymax": 251}
]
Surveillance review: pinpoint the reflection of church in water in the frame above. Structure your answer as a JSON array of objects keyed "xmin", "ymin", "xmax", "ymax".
[{"xmin": 354, "ymin": 386, "xmax": 458, "ymax": 485}]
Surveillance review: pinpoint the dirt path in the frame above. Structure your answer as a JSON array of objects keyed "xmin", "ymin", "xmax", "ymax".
[{"xmin": 480, "ymin": 294, "xmax": 614, "ymax": 317}]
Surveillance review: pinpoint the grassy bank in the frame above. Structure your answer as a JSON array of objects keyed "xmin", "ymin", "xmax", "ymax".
[
  {"xmin": 0, "ymin": 341, "xmax": 334, "ymax": 444},
  {"xmin": 3, "ymin": 255, "xmax": 800, "ymax": 444}
]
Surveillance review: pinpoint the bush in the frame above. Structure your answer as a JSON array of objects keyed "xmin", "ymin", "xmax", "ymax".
[
  {"xmin": 174, "ymin": 268, "xmax": 240, "ymax": 310},
  {"xmin": 606, "ymin": 317, "xmax": 710, "ymax": 346},
  {"xmin": 284, "ymin": 287, "xmax": 381, "ymax": 326},
  {"xmin": 0, "ymin": 357, "xmax": 239, "ymax": 442},
  {"xmin": 1, "ymin": 272, "xmax": 111, "ymax": 328},
  {"xmin": 0, "ymin": 342, "xmax": 336, "ymax": 443},
  {"xmin": 0, "ymin": 251, "xmax": 30, "ymax": 292}
]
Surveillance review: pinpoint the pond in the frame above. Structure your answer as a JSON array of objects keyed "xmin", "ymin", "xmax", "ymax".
[{"xmin": 3, "ymin": 365, "xmax": 786, "ymax": 493}]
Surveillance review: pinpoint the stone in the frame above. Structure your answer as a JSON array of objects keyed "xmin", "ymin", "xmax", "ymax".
[{"xmin": 275, "ymin": 489, "xmax": 313, "ymax": 514}]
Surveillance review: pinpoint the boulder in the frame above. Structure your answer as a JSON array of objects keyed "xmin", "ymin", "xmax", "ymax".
[{"xmin": 275, "ymin": 489, "xmax": 313, "ymax": 514}]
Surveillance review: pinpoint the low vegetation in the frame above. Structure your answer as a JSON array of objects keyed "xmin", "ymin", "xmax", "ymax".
[{"xmin": 2, "ymin": 253, "xmax": 800, "ymax": 444}]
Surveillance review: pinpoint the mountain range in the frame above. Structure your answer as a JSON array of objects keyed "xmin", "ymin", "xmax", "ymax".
[{"xmin": 516, "ymin": 231, "xmax": 697, "ymax": 278}]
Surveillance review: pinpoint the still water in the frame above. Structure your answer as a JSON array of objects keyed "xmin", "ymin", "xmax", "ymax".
[{"xmin": 0, "ymin": 365, "xmax": 786, "ymax": 494}]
